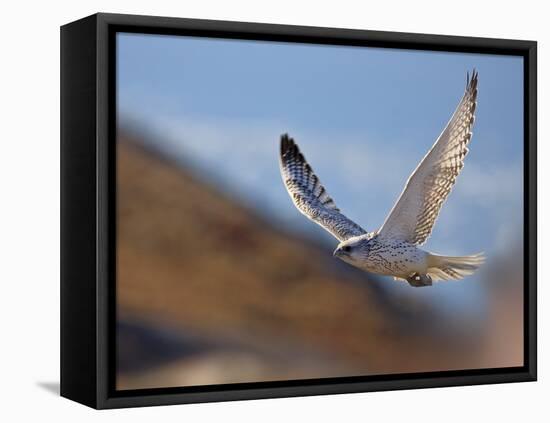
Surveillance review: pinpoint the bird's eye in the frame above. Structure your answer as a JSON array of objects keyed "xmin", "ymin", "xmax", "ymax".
[{"xmin": 342, "ymin": 246, "xmax": 351, "ymax": 252}]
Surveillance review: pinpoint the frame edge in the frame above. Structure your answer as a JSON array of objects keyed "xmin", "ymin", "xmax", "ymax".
[{"xmin": 60, "ymin": 13, "xmax": 100, "ymax": 409}]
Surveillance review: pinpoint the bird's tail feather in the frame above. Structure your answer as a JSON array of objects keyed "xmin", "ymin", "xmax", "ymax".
[{"xmin": 427, "ymin": 253, "xmax": 485, "ymax": 281}]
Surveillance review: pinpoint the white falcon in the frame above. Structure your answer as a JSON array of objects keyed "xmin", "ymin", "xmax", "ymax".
[{"xmin": 279, "ymin": 70, "xmax": 484, "ymax": 287}]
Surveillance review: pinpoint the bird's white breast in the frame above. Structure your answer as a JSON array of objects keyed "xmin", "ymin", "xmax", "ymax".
[{"xmin": 357, "ymin": 238, "xmax": 428, "ymax": 277}]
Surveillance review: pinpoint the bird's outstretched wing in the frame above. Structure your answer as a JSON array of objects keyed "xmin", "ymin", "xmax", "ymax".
[
  {"xmin": 378, "ymin": 70, "xmax": 479, "ymax": 245},
  {"xmin": 279, "ymin": 134, "xmax": 367, "ymax": 242}
]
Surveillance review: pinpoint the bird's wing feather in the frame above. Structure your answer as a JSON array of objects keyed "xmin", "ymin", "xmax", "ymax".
[
  {"xmin": 279, "ymin": 135, "xmax": 367, "ymax": 242},
  {"xmin": 378, "ymin": 70, "xmax": 478, "ymax": 245}
]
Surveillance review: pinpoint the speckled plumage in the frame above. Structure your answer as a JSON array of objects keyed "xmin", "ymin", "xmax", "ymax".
[
  {"xmin": 279, "ymin": 71, "xmax": 484, "ymax": 287},
  {"xmin": 379, "ymin": 70, "xmax": 479, "ymax": 245}
]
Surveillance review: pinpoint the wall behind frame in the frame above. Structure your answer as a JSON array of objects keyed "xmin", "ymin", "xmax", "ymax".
[{"xmin": 1, "ymin": 0, "xmax": 547, "ymax": 422}]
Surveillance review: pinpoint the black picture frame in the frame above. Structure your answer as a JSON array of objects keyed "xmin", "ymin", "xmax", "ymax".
[{"xmin": 60, "ymin": 12, "xmax": 537, "ymax": 409}]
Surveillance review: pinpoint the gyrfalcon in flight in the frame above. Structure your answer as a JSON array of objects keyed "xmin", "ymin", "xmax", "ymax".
[{"xmin": 279, "ymin": 70, "xmax": 484, "ymax": 287}]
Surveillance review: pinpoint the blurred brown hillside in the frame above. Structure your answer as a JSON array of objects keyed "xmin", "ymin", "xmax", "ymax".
[{"xmin": 116, "ymin": 132, "xmax": 522, "ymax": 390}]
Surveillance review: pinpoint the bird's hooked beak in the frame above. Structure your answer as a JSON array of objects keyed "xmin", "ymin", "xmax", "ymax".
[{"xmin": 333, "ymin": 247, "xmax": 343, "ymax": 257}]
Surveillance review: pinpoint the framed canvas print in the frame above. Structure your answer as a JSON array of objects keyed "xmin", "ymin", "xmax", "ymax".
[{"xmin": 60, "ymin": 13, "xmax": 537, "ymax": 409}]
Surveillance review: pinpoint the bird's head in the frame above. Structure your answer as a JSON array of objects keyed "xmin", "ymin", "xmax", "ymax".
[{"xmin": 333, "ymin": 235, "xmax": 372, "ymax": 265}]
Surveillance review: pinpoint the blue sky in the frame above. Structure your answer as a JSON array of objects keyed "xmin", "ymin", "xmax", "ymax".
[{"xmin": 117, "ymin": 33, "xmax": 524, "ymax": 311}]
